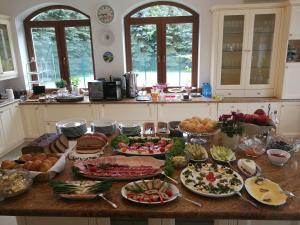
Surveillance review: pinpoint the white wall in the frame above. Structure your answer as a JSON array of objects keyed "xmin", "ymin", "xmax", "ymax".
[{"xmin": 0, "ymin": 0, "xmax": 244, "ymax": 90}]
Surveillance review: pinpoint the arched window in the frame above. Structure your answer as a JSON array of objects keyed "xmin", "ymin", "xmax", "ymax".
[
  {"xmin": 24, "ymin": 5, "xmax": 95, "ymax": 88},
  {"xmin": 124, "ymin": 1, "xmax": 199, "ymax": 87}
]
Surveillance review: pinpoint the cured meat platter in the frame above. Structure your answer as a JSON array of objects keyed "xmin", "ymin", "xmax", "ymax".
[{"xmin": 73, "ymin": 156, "xmax": 165, "ymax": 180}]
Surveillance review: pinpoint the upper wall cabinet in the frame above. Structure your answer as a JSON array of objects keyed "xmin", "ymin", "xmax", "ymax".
[
  {"xmin": 289, "ymin": 4, "xmax": 300, "ymax": 36},
  {"xmin": 0, "ymin": 14, "xmax": 18, "ymax": 81},
  {"xmin": 211, "ymin": 6, "xmax": 283, "ymax": 97}
]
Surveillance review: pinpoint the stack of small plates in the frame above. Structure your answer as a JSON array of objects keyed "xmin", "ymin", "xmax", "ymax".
[
  {"xmin": 119, "ymin": 122, "xmax": 141, "ymax": 136},
  {"xmin": 56, "ymin": 119, "xmax": 87, "ymax": 138},
  {"xmin": 91, "ymin": 121, "xmax": 116, "ymax": 136}
]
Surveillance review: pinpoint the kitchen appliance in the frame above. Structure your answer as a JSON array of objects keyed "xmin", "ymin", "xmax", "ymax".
[
  {"xmin": 5, "ymin": 89, "xmax": 14, "ymax": 100},
  {"xmin": 123, "ymin": 72, "xmax": 138, "ymax": 98},
  {"xmin": 32, "ymin": 86, "xmax": 45, "ymax": 95},
  {"xmin": 104, "ymin": 80, "xmax": 122, "ymax": 100},
  {"xmin": 88, "ymin": 80, "xmax": 105, "ymax": 101}
]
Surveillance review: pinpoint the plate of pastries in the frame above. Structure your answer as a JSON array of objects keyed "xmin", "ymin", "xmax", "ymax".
[{"xmin": 179, "ymin": 117, "xmax": 218, "ymax": 135}]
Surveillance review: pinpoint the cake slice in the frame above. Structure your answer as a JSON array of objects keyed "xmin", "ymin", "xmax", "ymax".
[{"xmin": 240, "ymin": 159, "xmax": 256, "ymax": 176}]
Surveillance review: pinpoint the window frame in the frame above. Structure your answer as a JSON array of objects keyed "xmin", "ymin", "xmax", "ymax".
[
  {"xmin": 124, "ymin": 1, "xmax": 199, "ymax": 87},
  {"xmin": 24, "ymin": 5, "xmax": 95, "ymax": 87}
]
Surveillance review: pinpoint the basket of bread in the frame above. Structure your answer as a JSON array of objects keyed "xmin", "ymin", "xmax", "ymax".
[{"xmin": 1, "ymin": 133, "xmax": 71, "ymax": 182}]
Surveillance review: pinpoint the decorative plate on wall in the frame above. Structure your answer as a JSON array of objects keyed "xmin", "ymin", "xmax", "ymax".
[
  {"xmin": 103, "ymin": 51, "xmax": 114, "ymax": 63},
  {"xmin": 99, "ymin": 29, "xmax": 114, "ymax": 45},
  {"xmin": 97, "ymin": 5, "xmax": 114, "ymax": 24}
]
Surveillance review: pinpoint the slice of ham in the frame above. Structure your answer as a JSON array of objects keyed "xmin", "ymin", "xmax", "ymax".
[{"xmin": 74, "ymin": 156, "xmax": 165, "ymax": 171}]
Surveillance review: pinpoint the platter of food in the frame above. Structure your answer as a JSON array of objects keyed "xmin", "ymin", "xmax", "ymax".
[
  {"xmin": 112, "ymin": 135, "xmax": 174, "ymax": 156},
  {"xmin": 210, "ymin": 146, "xmax": 236, "ymax": 163},
  {"xmin": 121, "ymin": 179, "xmax": 179, "ymax": 204},
  {"xmin": 49, "ymin": 180, "xmax": 113, "ymax": 200},
  {"xmin": 245, "ymin": 177, "xmax": 287, "ymax": 206},
  {"xmin": 1, "ymin": 152, "xmax": 66, "ymax": 181},
  {"xmin": 73, "ymin": 156, "xmax": 165, "ymax": 180},
  {"xmin": 180, "ymin": 163, "xmax": 243, "ymax": 197},
  {"xmin": 0, "ymin": 170, "xmax": 32, "ymax": 201},
  {"xmin": 185, "ymin": 143, "xmax": 208, "ymax": 162},
  {"xmin": 179, "ymin": 117, "xmax": 218, "ymax": 136}
]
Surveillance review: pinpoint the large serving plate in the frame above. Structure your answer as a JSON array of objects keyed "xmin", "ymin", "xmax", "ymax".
[
  {"xmin": 121, "ymin": 179, "xmax": 179, "ymax": 205},
  {"xmin": 73, "ymin": 156, "xmax": 165, "ymax": 181},
  {"xmin": 114, "ymin": 149, "xmax": 167, "ymax": 157},
  {"xmin": 180, "ymin": 163, "xmax": 244, "ymax": 198},
  {"xmin": 50, "ymin": 180, "xmax": 112, "ymax": 200},
  {"xmin": 56, "ymin": 119, "xmax": 87, "ymax": 138},
  {"xmin": 245, "ymin": 177, "xmax": 287, "ymax": 206},
  {"xmin": 180, "ymin": 128, "xmax": 220, "ymax": 137}
]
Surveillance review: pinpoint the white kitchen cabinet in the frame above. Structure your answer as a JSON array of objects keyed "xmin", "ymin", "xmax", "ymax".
[
  {"xmin": 42, "ymin": 104, "xmax": 97, "ymax": 122},
  {"xmin": 282, "ymin": 61, "xmax": 300, "ymax": 100},
  {"xmin": 211, "ymin": 5, "xmax": 283, "ymax": 97},
  {"xmin": 101, "ymin": 104, "xmax": 157, "ymax": 122},
  {"xmin": 20, "ymin": 105, "xmax": 44, "ymax": 139},
  {"xmin": 157, "ymin": 103, "xmax": 218, "ymax": 122},
  {"xmin": 217, "ymin": 103, "xmax": 247, "ymax": 117},
  {"xmin": 289, "ymin": 5, "xmax": 300, "ymax": 35},
  {"xmin": 0, "ymin": 15, "xmax": 18, "ymax": 81},
  {"xmin": 278, "ymin": 102, "xmax": 300, "ymax": 136},
  {"xmin": 0, "ymin": 102, "xmax": 24, "ymax": 157}
]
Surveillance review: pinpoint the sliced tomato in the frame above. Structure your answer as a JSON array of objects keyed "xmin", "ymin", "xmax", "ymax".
[
  {"xmin": 165, "ymin": 189, "xmax": 173, "ymax": 197},
  {"xmin": 118, "ymin": 142, "xmax": 128, "ymax": 149},
  {"xmin": 159, "ymin": 147, "xmax": 166, "ymax": 152},
  {"xmin": 148, "ymin": 149, "xmax": 154, "ymax": 154},
  {"xmin": 144, "ymin": 142, "xmax": 154, "ymax": 147},
  {"xmin": 89, "ymin": 166, "xmax": 97, "ymax": 173},
  {"xmin": 157, "ymin": 139, "xmax": 167, "ymax": 147},
  {"xmin": 121, "ymin": 147, "xmax": 128, "ymax": 153}
]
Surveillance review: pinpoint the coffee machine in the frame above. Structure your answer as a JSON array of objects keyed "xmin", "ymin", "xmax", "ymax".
[
  {"xmin": 103, "ymin": 76, "xmax": 122, "ymax": 100},
  {"xmin": 123, "ymin": 72, "xmax": 138, "ymax": 98}
]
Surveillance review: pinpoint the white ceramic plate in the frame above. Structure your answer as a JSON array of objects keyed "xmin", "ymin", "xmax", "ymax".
[
  {"xmin": 180, "ymin": 163, "xmax": 244, "ymax": 198},
  {"xmin": 245, "ymin": 177, "xmax": 287, "ymax": 206},
  {"xmin": 121, "ymin": 180, "xmax": 179, "ymax": 204},
  {"xmin": 237, "ymin": 159, "xmax": 261, "ymax": 177}
]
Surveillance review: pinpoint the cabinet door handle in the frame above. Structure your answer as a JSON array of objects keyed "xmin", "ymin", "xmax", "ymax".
[
  {"xmin": 228, "ymin": 93, "xmax": 232, "ymax": 96},
  {"xmin": 289, "ymin": 34, "xmax": 293, "ymax": 37},
  {"xmin": 285, "ymin": 66, "xmax": 288, "ymax": 69},
  {"xmin": 0, "ymin": 111, "xmax": 3, "ymax": 114},
  {"xmin": 257, "ymin": 92, "xmax": 261, "ymax": 95}
]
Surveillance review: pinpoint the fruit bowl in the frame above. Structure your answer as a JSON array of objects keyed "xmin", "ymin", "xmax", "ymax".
[{"xmin": 267, "ymin": 149, "xmax": 291, "ymax": 166}]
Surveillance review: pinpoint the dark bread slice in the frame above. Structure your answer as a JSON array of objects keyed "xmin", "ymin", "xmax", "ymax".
[
  {"xmin": 58, "ymin": 134, "xmax": 69, "ymax": 148},
  {"xmin": 22, "ymin": 133, "xmax": 58, "ymax": 154},
  {"xmin": 55, "ymin": 139, "xmax": 67, "ymax": 153},
  {"xmin": 50, "ymin": 142, "xmax": 60, "ymax": 154}
]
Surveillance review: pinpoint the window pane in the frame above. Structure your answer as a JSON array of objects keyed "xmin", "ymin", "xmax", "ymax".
[
  {"xmin": 221, "ymin": 15, "xmax": 244, "ymax": 85},
  {"xmin": 132, "ymin": 5, "xmax": 191, "ymax": 18},
  {"xmin": 166, "ymin": 23, "xmax": 192, "ymax": 86},
  {"xmin": 31, "ymin": 27, "xmax": 61, "ymax": 88},
  {"xmin": 65, "ymin": 26, "xmax": 94, "ymax": 88},
  {"xmin": 32, "ymin": 9, "xmax": 88, "ymax": 21},
  {"xmin": 130, "ymin": 24, "xmax": 157, "ymax": 87},
  {"xmin": 250, "ymin": 14, "xmax": 275, "ymax": 85},
  {"xmin": 0, "ymin": 24, "xmax": 14, "ymax": 72}
]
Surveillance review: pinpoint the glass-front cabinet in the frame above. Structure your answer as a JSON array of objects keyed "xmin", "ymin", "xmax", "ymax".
[
  {"xmin": 0, "ymin": 15, "xmax": 17, "ymax": 80},
  {"xmin": 212, "ymin": 7, "xmax": 282, "ymax": 97}
]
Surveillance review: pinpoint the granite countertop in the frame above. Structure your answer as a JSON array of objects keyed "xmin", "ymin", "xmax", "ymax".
[
  {"xmin": 0, "ymin": 143, "xmax": 299, "ymax": 219},
  {"xmin": 19, "ymin": 96, "xmax": 300, "ymax": 105}
]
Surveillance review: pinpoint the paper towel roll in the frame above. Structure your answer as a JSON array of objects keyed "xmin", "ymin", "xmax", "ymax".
[{"xmin": 5, "ymin": 89, "xmax": 14, "ymax": 100}]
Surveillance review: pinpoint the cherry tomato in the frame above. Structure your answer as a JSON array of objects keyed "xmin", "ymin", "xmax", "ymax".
[
  {"xmin": 159, "ymin": 147, "xmax": 165, "ymax": 152},
  {"xmin": 158, "ymin": 139, "xmax": 167, "ymax": 147}
]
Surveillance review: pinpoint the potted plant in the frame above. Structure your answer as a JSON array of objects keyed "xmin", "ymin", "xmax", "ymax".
[
  {"xmin": 217, "ymin": 112, "xmax": 244, "ymax": 150},
  {"xmin": 55, "ymin": 79, "xmax": 67, "ymax": 95},
  {"xmin": 70, "ymin": 77, "xmax": 80, "ymax": 95}
]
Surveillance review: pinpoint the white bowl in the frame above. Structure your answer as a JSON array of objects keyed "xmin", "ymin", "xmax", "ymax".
[{"xmin": 267, "ymin": 149, "xmax": 291, "ymax": 166}]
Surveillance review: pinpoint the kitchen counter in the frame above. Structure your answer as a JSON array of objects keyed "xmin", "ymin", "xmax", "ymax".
[
  {"xmin": 19, "ymin": 96, "xmax": 300, "ymax": 105},
  {"xmin": 0, "ymin": 143, "xmax": 299, "ymax": 220},
  {"xmin": 0, "ymin": 99, "xmax": 20, "ymax": 108}
]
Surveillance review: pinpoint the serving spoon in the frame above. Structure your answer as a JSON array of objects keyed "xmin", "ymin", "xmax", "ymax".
[{"xmin": 282, "ymin": 191, "xmax": 299, "ymax": 199}]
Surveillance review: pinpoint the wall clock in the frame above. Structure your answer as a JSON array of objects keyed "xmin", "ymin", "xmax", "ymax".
[{"xmin": 97, "ymin": 5, "xmax": 114, "ymax": 24}]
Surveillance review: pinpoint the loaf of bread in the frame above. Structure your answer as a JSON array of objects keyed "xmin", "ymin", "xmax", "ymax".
[
  {"xmin": 22, "ymin": 133, "xmax": 69, "ymax": 154},
  {"xmin": 76, "ymin": 133, "xmax": 107, "ymax": 154}
]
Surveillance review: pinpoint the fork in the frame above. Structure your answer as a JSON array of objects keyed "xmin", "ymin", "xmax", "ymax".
[
  {"xmin": 98, "ymin": 193, "xmax": 118, "ymax": 208},
  {"xmin": 282, "ymin": 191, "xmax": 299, "ymax": 199},
  {"xmin": 235, "ymin": 191, "xmax": 259, "ymax": 208},
  {"xmin": 161, "ymin": 171, "xmax": 179, "ymax": 185},
  {"xmin": 177, "ymin": 193, "xmax": 202, "ymax": 207}
]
